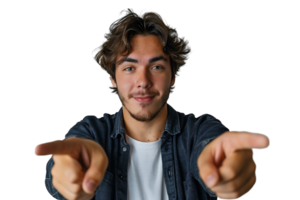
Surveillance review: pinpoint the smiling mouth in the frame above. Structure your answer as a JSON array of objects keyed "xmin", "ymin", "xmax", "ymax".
[{"xmin": 133, "ymin": 96, "xmax": 154, "ymax": 103}]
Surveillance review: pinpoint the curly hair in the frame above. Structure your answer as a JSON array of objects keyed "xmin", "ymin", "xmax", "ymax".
[{"xmin": 94, "ymin": 9, "xmax": 190, "ymax": 93}]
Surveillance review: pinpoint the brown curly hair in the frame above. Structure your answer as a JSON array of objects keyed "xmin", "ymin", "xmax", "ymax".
[{"xmin": 94, "ymin": 9, "xmax": 190, "ymax": 93}]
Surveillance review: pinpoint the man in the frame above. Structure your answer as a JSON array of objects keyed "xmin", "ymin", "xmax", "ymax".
[{"xmin": 35, "ymin": 9, "xmax": 269, "ymax": 200}]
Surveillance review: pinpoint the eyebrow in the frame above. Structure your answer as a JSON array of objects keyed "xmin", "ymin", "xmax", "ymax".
[{"xmin": 117, "ymin": 55, "xmax": 168, "ymax": 66}]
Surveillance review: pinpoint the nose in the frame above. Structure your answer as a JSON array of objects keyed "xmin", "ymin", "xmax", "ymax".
[{"xmin": 135, "ymin": 68, "xmax": 152, "ymax": 89}]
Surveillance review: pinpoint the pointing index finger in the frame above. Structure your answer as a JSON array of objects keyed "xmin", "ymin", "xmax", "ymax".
[
  {"xmin": 35, "ymin": 139, "xmax": 78, "ymax": 156},
  {"xmin": 234, "ymin": 130, "xmax": 272, "ymax": 150},
  {"xmin": 251, "ymin": 133, "xmax": 270, "ymax": 148}
]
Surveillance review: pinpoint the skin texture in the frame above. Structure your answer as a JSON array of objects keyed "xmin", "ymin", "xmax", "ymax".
[
  {"xmin": 35, "ymin": 137, "xmax": 108, "ymax": 200},
  {"xmin": 111, "ymin": 35, "xmax": 175, "ymax": 142},
  {"xmin": 198, "ymin": 131, "xmax": 269, "ymax": 199}
]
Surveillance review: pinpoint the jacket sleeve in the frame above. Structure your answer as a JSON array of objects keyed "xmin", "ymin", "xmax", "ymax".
[
  {"xmin": 190, "ymin": 114, "xmax": 229, "ymax": 197},
  {"xmin": 45, "ymin": 157, "xmax": 68, "ymax": 200},
  {"xmin": 44, "ymin": 116, "xmax": 98, "ymax": 199}
]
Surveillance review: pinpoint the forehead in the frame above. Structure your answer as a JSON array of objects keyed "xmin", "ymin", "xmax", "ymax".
[
  {"xmin": 131, "ymin": 35, "xmax": 163, "ymax": 51},
  {"xmin": 117, "ymin": 35, "xmax": 168, "ymax": 62}
]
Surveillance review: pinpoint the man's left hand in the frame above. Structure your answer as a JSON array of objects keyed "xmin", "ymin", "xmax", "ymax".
[{"xmin": 197, "ymin": 131, "xmax": 269, "ymax": 199}]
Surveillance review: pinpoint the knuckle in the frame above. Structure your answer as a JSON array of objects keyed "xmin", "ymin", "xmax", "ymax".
[
  {"xmin": 69, "ymin": 193, "xmax": 79, "ymax": 200},
  {"xmin": 72, "ymin": 184, "xmax": 82, "ymax": 194},
  {"xmin": 50, "ymin": 167, "xmax": 55, "ymax": 177},
  {"xmin": 52, "ymin": 178, "xmax": 58, "ymax": 188},
  {"xmin": 224, "ymin": 167, "xmax": 236, "ymax": 179},
  {"xmin": 71, "ymin": 192, "xmax": 86, "ymax": 200},
  {"xmin": 65, "ymin": 169, "xmax": 79, "ymax": 183},
  {"xmin": 228, "ymin": 182, "xmax": 237, "ymax": 192},
  {"xmin": 231, "ymin": 191, "xmax": 240, "ymax": 199},
  {"xmin": 52, "ymin": 155, "xmax": 57, "ymax": 162}
]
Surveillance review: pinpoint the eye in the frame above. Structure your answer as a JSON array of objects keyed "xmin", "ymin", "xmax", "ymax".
[
  {"xmin": 124, "ymin": 67, "xmax": 132, "ymax": 71},
  {"xmin": 124, "ymin": 65, "xmax": 164, "ymax": 71},
  {"xmin": 154, "ymin": 66, "xmax": 164, "ymax": 69}
]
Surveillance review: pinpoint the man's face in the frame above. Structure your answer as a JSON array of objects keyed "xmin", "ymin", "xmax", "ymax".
[{"xmin": 112, "ymin": 35, "xmax": 175, "ymax": 122}]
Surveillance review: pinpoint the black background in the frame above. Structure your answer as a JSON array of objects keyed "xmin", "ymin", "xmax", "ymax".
[{"xmin": 28, "ymin": 3, "xmax": 275, "ymax": 199}]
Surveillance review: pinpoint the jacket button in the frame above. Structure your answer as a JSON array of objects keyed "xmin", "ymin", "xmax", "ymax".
[
  {"xmin": 119, "ymin": 174, "xmax": 123, "ymax": 179},
  {"xmin": 123, "ymin": 147, "xmax": 127, "ymax": 152}
]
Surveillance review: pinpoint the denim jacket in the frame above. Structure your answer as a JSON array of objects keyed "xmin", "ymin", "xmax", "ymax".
[{"xmin": 45, "ymin": 104, "xmax": 229, "ymax": 200}]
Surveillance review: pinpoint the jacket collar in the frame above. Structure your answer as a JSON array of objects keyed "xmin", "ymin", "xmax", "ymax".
[{"xmin": 111, "ymin": 103, "xmax": 181, "ymax": 139}]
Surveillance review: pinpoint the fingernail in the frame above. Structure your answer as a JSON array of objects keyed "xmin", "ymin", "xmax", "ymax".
[
  {"xmin": 206, "ymin": 174, "xmax": 216, "ymax": 187},
  {"xmin": 87, "ymin": 179, "xmax": 96, "ymax": 192}
]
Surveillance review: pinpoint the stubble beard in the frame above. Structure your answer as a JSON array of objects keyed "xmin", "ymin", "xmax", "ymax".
[{"xmin": 117, "ymin": 88, "xmax": 170, "ymax": 122}]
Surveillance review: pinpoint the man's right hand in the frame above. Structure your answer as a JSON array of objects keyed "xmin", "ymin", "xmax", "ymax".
[{"xmin": 35, "ymin": 137, "xmax": 108, "ymax": 200}]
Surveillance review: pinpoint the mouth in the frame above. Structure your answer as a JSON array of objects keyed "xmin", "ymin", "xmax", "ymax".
[{"xmin": 133, "ymin": 96, "xmax": 154, "ymax": 103}]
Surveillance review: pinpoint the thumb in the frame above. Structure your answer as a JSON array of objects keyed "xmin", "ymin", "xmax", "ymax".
[
  {"xmin": 82, "ymin": 148, "xmax": 108, "ymax": 194},
  {"xmin": 202, "ymin": 163, "xmax": 219, "ymax": 188},
  {"xmin": 198, "ymin": 148, "xmax": 220, "ymax": 188},
  {"xmin": 83, "ymin": 178, "xmax": 99, "ymax": 195},
  {"xmin": 82, "ymin": 168, "xmax": 102, "ymax": 194},
  {"xmin": 204, "ymin": 171, "xmax": 219, "ymax": 189}
]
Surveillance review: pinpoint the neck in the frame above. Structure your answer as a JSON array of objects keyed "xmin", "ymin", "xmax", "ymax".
[{"xmin": 122, "ymin": 104, "xmax": 168, "ymax": 142}]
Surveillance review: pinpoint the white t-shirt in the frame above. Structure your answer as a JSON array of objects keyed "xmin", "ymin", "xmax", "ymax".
[{"xmin": 126, "ymin": 134, "xmax": 169, "ymax": 200}]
